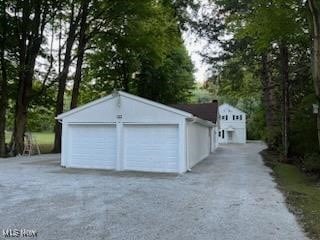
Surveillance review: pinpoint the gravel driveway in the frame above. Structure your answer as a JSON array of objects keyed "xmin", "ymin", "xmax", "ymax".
[{"xmin": 0, "ymin": 142, "xmax": 308, "ymax": 240}]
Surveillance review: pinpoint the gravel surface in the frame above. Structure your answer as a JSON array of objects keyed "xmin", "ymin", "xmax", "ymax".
[{"xmin": 0, "ymin": 142, "xmax": 308, "ymax": 240}]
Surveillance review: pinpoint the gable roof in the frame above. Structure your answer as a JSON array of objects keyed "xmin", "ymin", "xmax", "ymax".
[
  {"xmin": 171, "ymin": 101, "xmax": 219, "ymax": 124},
  {"xmin": 56, "ymin": 91, "xmax": 193, "ymax": 120},
  {"xmin": 219, "ymin": 103, "xmax": 246, "ymax": 115}
]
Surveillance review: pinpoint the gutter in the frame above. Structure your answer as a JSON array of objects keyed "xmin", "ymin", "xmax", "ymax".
[
  {"xmin": 185, "ymin": 118, "xmax": 197, "ymax": 172},
  {"xmin": 55, "ymin": 117, "xmax": 62, "ymax": 124},
  {"xmin": 186, "ymin": 116, "xmax": 215, "ymax": 128}
]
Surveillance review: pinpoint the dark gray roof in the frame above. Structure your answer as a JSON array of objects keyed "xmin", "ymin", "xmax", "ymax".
[{"xmin": 171, "ymin": 101, "xmax": 218, "ymax": 124}]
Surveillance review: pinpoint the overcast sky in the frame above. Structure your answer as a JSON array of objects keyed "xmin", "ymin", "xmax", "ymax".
[
  {"xmin": 182, "ymin": 1, "xmax": 218, "ymax": 83},
  {"xmin": 183, "ymin": 31, "xmax": 211, "ymax": 83}
]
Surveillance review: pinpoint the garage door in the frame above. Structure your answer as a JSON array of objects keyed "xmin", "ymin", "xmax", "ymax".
[
  {"xmin": 123, "ymin": 125, "xmax": 179, "ymax": 172},
  {"xmin": 69, "ymin": 124, "xmax": 116, "ymax": 169}
]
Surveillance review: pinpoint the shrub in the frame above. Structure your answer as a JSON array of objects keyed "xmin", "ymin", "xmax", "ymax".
[{"xmin": 303, "ymin": 153, "xmax": 320, "ymax": 172}]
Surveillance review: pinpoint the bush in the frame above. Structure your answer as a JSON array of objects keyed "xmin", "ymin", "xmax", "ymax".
[
  {"xmin": 289, "ymin": 94, "xmax": 319, "ymax": 156},
  {"xmin": 303, "ymin": 153, "xmax": 320, "ymax": 172}
]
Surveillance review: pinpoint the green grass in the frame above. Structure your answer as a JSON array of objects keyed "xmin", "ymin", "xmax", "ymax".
[
  {"xmin": 5, "ymin": 131, "xmax": 54, "ymax": 154},
  {"xmin": 262, "ymin": 150, "xmax": 320, "ymax": 239}
]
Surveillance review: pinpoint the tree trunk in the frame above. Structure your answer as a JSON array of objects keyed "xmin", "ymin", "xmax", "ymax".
[
  {"xmin": 70, "ymin": 0, "xmax": 89, "ymax": 109},
  {"xmin": 279, "ymin": 43, "xmax": 290, "ymax": 160},
  {"xmin": 12, "ymin": 0, "xmax": 48, "ymax": 154},
  {"xmin": 0, "ymin": 1, "xmax": 8, "ymax": 157},
  {"xmin": 52, "ymin": 1, "xmax": 82, "ymax": 153},
  {"xmin": 261, "ymin": 53, "xmax": 279, "ymax": 150},
  {"xmin": 308, "ymin": 0, "xmax": 320, "ymax": 151}
]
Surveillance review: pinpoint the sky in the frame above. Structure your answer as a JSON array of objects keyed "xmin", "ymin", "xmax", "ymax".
[
  {"xmin": 183, "ymin": 31, "xmax": 212, "ymax": 83},
  {"xmin": 182, "ymin": 0, "xmax": 218, "ymax": 83}
]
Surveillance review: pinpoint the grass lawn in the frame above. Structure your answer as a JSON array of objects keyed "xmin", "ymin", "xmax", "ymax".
[
  {"xmin": 5, "ymin": 131, "xmax": 54, "ymax": 154},
  {"xmin": 262, "ymin": 150, "xmax": 320, "ymax": 240}
]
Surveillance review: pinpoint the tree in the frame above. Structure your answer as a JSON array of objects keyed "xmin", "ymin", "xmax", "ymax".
[
  {"xmin": 308, "ymin": 0, "xmax": 320, "ymax": 150},
  {"xmin": 260, "ymin": 53, "xmax": 281, "ymax": 149},
  {"xmin": 52, "ymin": 0, "xmax": 87, "ymax": 153},
  {"xmin": 136, "ymin": 44, "xmax": 195, "ymax": 104},
  {"xmin": 11, "ymin": 0, "xmax": 53, "ymax": 154},
  {"xmin": 237, "ymin": 0, "xmax": 306, "ymax": 160},
  {"xmin": 0, "ymin": 0, "xmax": 197, "ymax": 155},
  {"xmin": 0, "ymin": 1, "xmax": 8, "ymax": 156},
  {"xmin": 70, "ymin": 0, "xmax": 90, "ymax": 109},
  {"xmin": 85, "ymin": 1, "xmax": 181, "ymax": 96},
  {"xmin": 197, "ymin": 0, "xmax": 308, "ymax": 159}
]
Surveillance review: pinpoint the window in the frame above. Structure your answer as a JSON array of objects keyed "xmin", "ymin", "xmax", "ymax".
[
  {"xmin": 240, "ymin": 115, "xmax": 242, "ymax": 120},
  {"xmin": 236, "ymin": 116, "xmax": 239, "ymax": 120},
  {"xmin": 233, "ymin": 115, "xmax": 235, "ymax": 120},
  {"xmin": 222, "ymin": 130, "xmax": 225, "ymax": 139},
  {"xmin": 219, "ymin": 131, "xmax": 221, "ymax": 137},
  {"xmin": 222, "ymin": 116, "xmax": 225, "ymax": 120},
  {"xmin": 225, "ymin": 115, "xmax": 228, "ymax": 121}
]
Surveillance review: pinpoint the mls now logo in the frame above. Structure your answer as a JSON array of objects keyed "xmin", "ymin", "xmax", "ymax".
[{"xmin": 2, "ymin": 229, "xmax": 38, "ymax": 238}]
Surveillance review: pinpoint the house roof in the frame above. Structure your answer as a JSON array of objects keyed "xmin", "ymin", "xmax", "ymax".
[
  {"xmin": 171, "ymin": 101, "xmax": 219, "ymax": 124},
  {"xmin": 219, "ymin": 103, "xmax": 246, "ymax": 115}
]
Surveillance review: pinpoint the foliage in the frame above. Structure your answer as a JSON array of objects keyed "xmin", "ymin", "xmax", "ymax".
[
  {"xmin": 81, "ymin": 1, "xmax": 195, "ymax": 105},
  {"xmin": 204, "ymin": 50, "xmax": 265, "ymax": 140},
  {"xmin": 85, "ymin": 0, "xmax": 180, "ymax": 92},
  {"xmin": 290, "ymin": 94, "xmax": 319, "ymax": 156},
  {"xmin": 237, "ymin": 0, "xmax": 307, "ymax": 51},
  {"xmin": 0, "ymin": 0, "xmax": 197, "ymax": 155},
  {"xmin": 190, "ymin": 83, "xmax": 216, "ymax": 103},
  {"xmin": 199, "ymin": 0, "xmax": 316, "ymax": 157},
  {"xmin": 134, "ymin": 44, "xmax": 195, "ymax": 104},
  {"xmin": 304, "ymin": 153, "xmax": 320, "ymax": 172}
]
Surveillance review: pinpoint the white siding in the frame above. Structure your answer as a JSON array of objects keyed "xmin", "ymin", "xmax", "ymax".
[
  {"xmin": 64, "ymin": 97, "xmax": 119, "ymax": 123},
  {"xmin": 187, "ymin": 122, "xmax": 211, "ymax": 168},
  {"xmin": 218, "ymin": 104, "xmax": 246, "ymax": 144},
  {"xmin": 63, "ymin": 95, "xmax": 187, "ymax": 124}
]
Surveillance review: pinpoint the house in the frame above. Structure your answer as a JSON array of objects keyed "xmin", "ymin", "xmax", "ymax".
[
  {"xmin": 218, "ymin": 103, "xmax": 246, "ymax": 144},
  {"xmin": 171, "ymin": 102, "xmax": 219, "ymax": 151},
  {"xmin": 56, "ymin": 91, "xmax": 219, "ymax": 173}
]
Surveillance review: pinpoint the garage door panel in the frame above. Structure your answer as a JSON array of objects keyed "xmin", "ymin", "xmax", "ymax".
[
  {"xmin": 69, "ymin": 125, "xmax": 116, "ymax": 169},
  {"xmin": 123, "ymin": 125, "xmax": 179, "ymax": 172}
]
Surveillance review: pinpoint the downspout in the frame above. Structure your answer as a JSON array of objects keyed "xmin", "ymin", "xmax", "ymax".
[
  {"xmin": 186, "ymin": 117, "xmax": 197, "ymax": 172},
  {"xmin": 209, "ymin": 126, "xmax": 213, "ymax": 153}
]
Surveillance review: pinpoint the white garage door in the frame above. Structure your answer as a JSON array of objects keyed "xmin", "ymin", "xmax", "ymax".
[
  {"xmin": 69, "ymin": 124, "xmax": 116, "ymax": 169},
  {"xmin": 123, "ymin": 125, "xmax": 179, "ymax": 172}
]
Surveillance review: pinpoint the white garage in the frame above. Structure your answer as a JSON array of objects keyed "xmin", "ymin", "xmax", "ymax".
[{"xmin": 56, "ymin": 91, "xmax": 218, "ymax": 173}]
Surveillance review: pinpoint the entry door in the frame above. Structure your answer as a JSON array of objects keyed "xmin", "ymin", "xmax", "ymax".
[
  {"xmin": 123, "ymin": 125, "xmax": 179, "ymax": 173},
  {"xmin": 227, "ymin": 131, "xmax": 233, "ymax": 143},
  {"xmin": 68, "ymin": 124, "xmax": 116, "ymax": 169},
  {"xmin": 219, "ymin": 129, "xmax": 227, "ymax": 144}
]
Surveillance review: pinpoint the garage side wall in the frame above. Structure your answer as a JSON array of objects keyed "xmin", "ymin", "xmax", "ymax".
[
  {"xmin": 187, "ymin": 122, "xmax": 211, "ymax": 169},
  {"xmin": 211, "ymin": 126, "xmax": 219, "ymax": 152}
]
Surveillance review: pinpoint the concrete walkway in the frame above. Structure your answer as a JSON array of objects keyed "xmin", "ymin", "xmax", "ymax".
[{"xmin": 0, "ymin": 142, "xmax": 308, "ymax": 239}]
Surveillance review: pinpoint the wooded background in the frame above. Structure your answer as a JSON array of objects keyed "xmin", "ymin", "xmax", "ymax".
[
  {"xmin": 0, "ymin": 0, "xmax": 320, "ymax": 170},
  {"xmin": 199, "ymin": 0, "xmax": 320, "ymax": 168}
]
